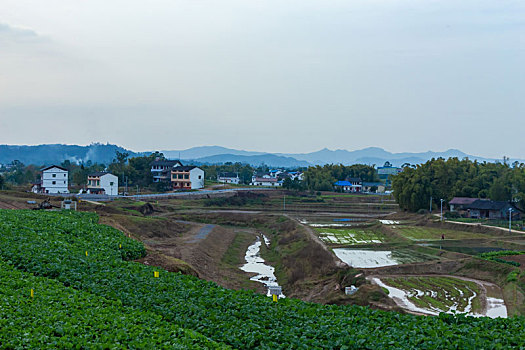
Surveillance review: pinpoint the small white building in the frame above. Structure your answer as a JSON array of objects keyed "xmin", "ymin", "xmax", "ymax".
[
  {"xmin": 41, "ymin": 165, "xmax": 69, "ymax": 194},
  {"xmin": 217, "ymin": 172, "xmax": 240, "ymax": 185},
  {"xmin": 87, "ymin": 172, "xmax": 119, "ymax": 196},
  {"xmin": 251, "ymin": 177, "xmax": 282, "ymax": 187},
  {"xmin": 171, "ymin": 166, "xmax": 205, "ymax": 190}
]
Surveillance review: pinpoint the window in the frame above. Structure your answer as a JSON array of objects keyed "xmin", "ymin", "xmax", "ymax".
[
  {"xmin": 63, "ymin": 181, "xmax": 66, "ymax": 184},
  {"xmin": 110, "ymin": 182, "xmax": 114, "ymax": 186},
  {"xmin": 52, "ymin": 174, "xmax": 56, "ymax": 178},
  {"xmin": 198, "ymin": 175, "xmax": 202, "ymax": 179},
  {"xmin": 52, "ymin": 181, "xmax": 56, "ymax": 185},
  {"xmin": 184, "ymin": 174, "xmax": 189, "ymax": 179},
  {"xmin": 64, "ymin": 174, "xmax": 66, "ymax": 177}
]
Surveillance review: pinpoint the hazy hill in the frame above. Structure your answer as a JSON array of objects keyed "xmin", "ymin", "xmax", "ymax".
[
  {"xmin": 0, "ymin": 144, "xmax": 518, "ymax": 168},
  {"xmin": 162, "ymin": 146, "xmax": 265, "ymax": 160},
  {"xmin": 192, "ymin": 153, "xmax": 310, "ymax": 168},
  {"xmin": 0, "ymin": 143, "xmax": 138, "ymax": 166}
]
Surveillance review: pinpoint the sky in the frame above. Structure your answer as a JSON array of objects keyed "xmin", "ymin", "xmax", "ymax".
[{"xmin": 0, "ymin": 0, "xmax": 524, "ymax": 158}]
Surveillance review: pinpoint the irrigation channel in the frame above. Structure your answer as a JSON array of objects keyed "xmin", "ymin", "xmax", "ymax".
[{"xmin": 240, "ymin": 235, "xmax": 285, "ymax": 298}]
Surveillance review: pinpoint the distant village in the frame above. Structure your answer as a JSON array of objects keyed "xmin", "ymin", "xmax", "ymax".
[
  {"xmin": 0, "ymin": 157, "xmax": 522, "ymax": 221},
  {"xmin": 0, "ymin": 157, "xmax": 403, "ymax": 196}
]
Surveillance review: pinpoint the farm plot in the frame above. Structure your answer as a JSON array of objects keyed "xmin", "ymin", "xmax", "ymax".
[
  {"xmin": 390, "ymin": 226, "xmax": 489, "ymax": 241},
  {"xmin": 370, "ymin": 276, "xmax": 507, "ymax": 318},
  {"xmin": 333, "ymin": 248, "xmax": 435, "ymax": 268},
  {"xmin": 0, "ymin": 210, "xmax": 524, "ymax": 348},
  {"xmin": 314, "ymin": 228, "xmax": 385, "ymax": 245}
]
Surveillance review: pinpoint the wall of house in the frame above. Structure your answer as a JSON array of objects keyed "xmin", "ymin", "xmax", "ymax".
[
  {"xmin": 190, "ymin": 168, "xmax": 205, "ymax": 189},
  {"xmin": 42, "ymin": 168, "xmax": 69, "ymax": 194},
  {"xmin": 100, "ymin": 174, "xmax": 119, "ymax": 195},
  {"xmin": 218, "ymin": 177, "xmax": 239, "ymax": 184}
]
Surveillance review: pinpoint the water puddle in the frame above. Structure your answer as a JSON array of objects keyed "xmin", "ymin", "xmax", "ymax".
[
  {"xmin": 240, "ymin": 235, "xmax": 285, "ymax": 298},
  {"xmin": 379, "ymin": 220, "xmax": 400, "ymax": 225},
  {"xmin": 188, "ymin": 224, "xmax": 215, "ymax": 243},
  {"xmin": 485, "ymin": 297, "xmax": 508, "ymax": 318}
]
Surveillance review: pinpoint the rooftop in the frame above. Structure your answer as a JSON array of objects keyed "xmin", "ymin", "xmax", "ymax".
[
  {"xmin": 172, "ymin": 165, "xmax": 199, "ymax": 172},
  {"xmin": 449, "ymin": 197, "xmax": 479, "ymax": 205}
]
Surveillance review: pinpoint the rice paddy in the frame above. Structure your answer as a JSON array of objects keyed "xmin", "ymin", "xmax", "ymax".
[
  {"xmin": 370, "ymin": 276, "xmax": 507, "ymax": 318},
  {"xmin": 313, "ymin": 228, "xmax": 385, "ymax": 245},
  {"xmin": 333, "ymin": 248, "xmax": 435, "ymax": 268},
  {"xmin": 390, "ymin": 225, "xmax": 490, "ymax": 241}
]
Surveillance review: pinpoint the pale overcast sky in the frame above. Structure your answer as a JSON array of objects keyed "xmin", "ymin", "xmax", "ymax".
[{"xmin": 0, "ymin": 0, "xmax": 523, "ymax": 158}]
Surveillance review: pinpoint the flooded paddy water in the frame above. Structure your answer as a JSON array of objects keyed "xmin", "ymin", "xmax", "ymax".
[
  {"xmin": 333, "ymin": 248, "xmax": 434, "ymax": 268},
  {"xmin": 368, "ymin": 276, "xmax": 507, "ymax": 318},
  {"xmin": 421, "ymin": 241, "xmax": 508, "ymax": 255},
  {"xmin": 315, "ymin": 228, "xmax": 384, "ymax": 245},
  {"xmin": 240, "ymin": 235, "xmax": 285, "ymax": 298}
]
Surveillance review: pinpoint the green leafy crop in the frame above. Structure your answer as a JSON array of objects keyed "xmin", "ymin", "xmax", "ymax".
[{"xmin": 1, "ymin": 209, "xmax": 524, "ymax": 349}]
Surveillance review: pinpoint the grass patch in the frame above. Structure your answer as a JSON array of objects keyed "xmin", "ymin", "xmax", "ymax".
[
  {"xmin": 221, "ymin": 231, "xmax": 255, "ymax": 267},
  {"xmin": 391, "ymin": 225, "xmax": 489, "ymax": 241}
]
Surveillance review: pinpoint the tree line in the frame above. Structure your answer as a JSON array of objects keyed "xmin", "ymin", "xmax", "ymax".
[
  {"xmin": 392, "ymin": 158, "xmax": 525, "ymax": 212},
  {"xmin": 303, "ymin": 164, "xmax": 379, "ymax": 191}
]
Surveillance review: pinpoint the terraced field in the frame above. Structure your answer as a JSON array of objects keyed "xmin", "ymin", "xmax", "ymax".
[
  {"xmin": 370, "ymin": 276, "xmax": 507, "ymax": 318},
  {"xmin": 1, "ymin": 209, "xmax": 524, "ymax": 348},
  {"xmin": 384, "ymin": 276, "xmax": 482, "ymax": 313},
  {"xmin": 390, "ymin": 225, "xmax": 490, "ymax": 241},
  {"xmin": 313, "ymin": 227, "xmax": 385, "ymax": 245}
]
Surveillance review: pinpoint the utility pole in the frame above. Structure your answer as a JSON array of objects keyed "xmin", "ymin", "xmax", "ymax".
[
  {"xmin": 509, "ymin": 208, "xmax": 513, "ymax": 233},
  {"xmin": 430, "ymin": 196, "xmax": 433, "ymax": 213},
  {"xmin": 283, "ymin": 194, "xmax": 286, "ymax": 211},
  {"xmin": 440, "ymin": 199, "xmax": 444, "ymax": 222}
]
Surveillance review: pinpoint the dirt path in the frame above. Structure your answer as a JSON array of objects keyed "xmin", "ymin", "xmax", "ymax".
[
  {"xmin": 286, "ymin": 214, "xmax": 346, "ymax": 268},
  {"xmin": 442, "ymin": 218, "xmax": 525, "ymax": 235}
]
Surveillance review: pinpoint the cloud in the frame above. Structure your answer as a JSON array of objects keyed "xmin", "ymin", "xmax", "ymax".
[{"xmin": 0, "ymin": 22, "xmax": 45, "ymax": 43}]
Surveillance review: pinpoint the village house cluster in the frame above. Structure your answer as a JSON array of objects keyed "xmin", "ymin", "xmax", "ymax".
[
  {"xmin": 249, "ymin": 169, "xmax": 304, "ymax": 187},
  {"xmin": 31, "ymin": 166, "xmax": 120, "ymax": 195},
  {"xmin": 150, "ymin": 159, "xmax": 204, "ymax": 190},
  {"xmin": 333, "ymin": 162, "xmax": 401, "ymax": 194},
  {"xmin": 31, "ymin": 159, "xmax": 205, "ymax": 195}
]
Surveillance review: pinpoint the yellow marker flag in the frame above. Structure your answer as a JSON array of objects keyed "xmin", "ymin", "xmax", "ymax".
[
  {"xmin": 85, "ymin": 251, "xmax": 88, "ymax": 257},
  {"xmin": 119, "ymin": 244, "xmax": 122, "ymax": 249},
  {"xmin": 273, "ymin": 294, "xmax": 278, "ymax": 302},
  {"xmin": 154, "ymin": 271, "xmax": 159, "ymax": 278},
  {"xmin": 30, "ymin": 289, "xmax": 34, "ymax": 298}
]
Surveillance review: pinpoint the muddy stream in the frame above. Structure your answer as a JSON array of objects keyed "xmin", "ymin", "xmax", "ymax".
[{"xmin": 240, "ymin": 235, "xmax": 285, "ymax": 298}]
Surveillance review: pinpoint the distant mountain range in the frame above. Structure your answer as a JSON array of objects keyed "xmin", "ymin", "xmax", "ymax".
[{"xmin": 0, "ymin": 143, "xmax": 521, "ymax": 168}]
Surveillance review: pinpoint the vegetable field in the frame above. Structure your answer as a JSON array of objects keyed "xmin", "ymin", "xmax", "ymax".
[{"xmin": 1, "ymin": 210, "xmax": 525, "ymax": 349}]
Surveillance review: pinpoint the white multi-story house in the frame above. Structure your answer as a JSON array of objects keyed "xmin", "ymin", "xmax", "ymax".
[
  {"xmin": 217, "ymin": 172, "xmax": 240, "ymax": 184},
  {"xmin": 151, "ymin": 159, "xmax": 183, "ymax": 182},
  {"xmin": 171, "ymin": 166, "xmax": 205, "ymax": 190},
  {"xmin": 86, "ymin": 172, "xmax": 119, "ymax": 196},
  {"xmin": 40, "ymin": 165, "xmax": 69, "ymax": 194}
]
